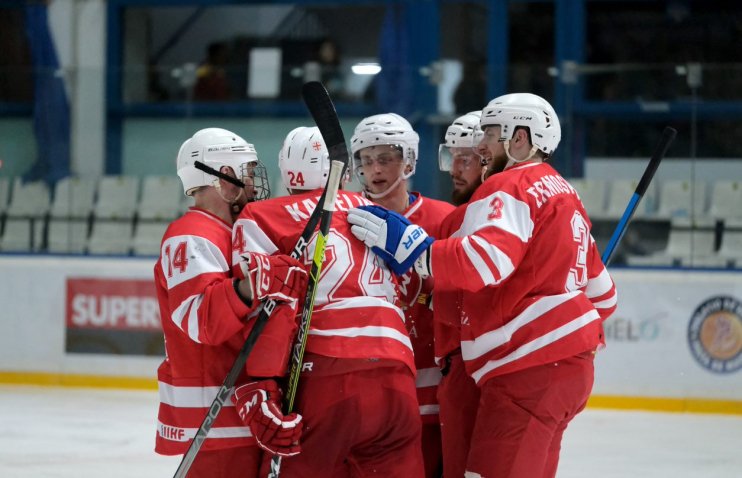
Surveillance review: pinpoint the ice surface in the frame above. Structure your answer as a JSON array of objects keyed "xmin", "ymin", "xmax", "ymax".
[{"xmin": 0, "ymin": 385, "xmax": 740, "ymax": 477}]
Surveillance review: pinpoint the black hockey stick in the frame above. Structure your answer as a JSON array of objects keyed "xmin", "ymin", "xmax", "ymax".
[
  {"xmin": 601, "ymin": 126, "xmax": 677, "ymax": 265},
  {"xmin": 268, "ymin": 82, "xmax": 351, "ymax": 478},
  {"xmin": 194, "ymin": 160, "xmax": 246, "ymax": 188},
  {"xmin": 173, "ymin": 82, "xmax": 341, "ymax": 478}
]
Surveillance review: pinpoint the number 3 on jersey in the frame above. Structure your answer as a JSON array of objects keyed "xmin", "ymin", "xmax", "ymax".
[{"xmin": 565, "ymin": 211, "xmax": 589, "ymax": 291}]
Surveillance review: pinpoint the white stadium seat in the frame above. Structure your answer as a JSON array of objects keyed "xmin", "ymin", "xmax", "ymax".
[
  {"xmin": 50, "ymin": 176, "xmax": 96, "ymax": 219},
  {"xmin": 138, "ymin": 176, "xmax": 182, "ymax": 221},
  {"xmin": 132, "ymin": 221, "xmax": 169, "ymax": 256},
  {"xmin": 46, "ymin": 219, "xmax": 89, "ymax": 254},
  {"xmin": 655, "ymin": 179, "xmax": 707, "ymax": 219},
  {"xmin": 94, "ymin": 176, "xmax": 139, "ymax": 220},
  {"xmin": 86, "ymin": 221, "xmax": 133, "ymax": 255},
  {"xmin": 568, "ymin": 178, "xmax": 607, "ymax": 220},
  {"xmin": 604, "ymin": 179, "xmax": 658, "ymax": 220},
  {"xmin": 708, "ymin": 180, "xmax": 742, "ymax": 221},
  {"xmin": 627, "ymin": 217, "xmax": 717, "ymax": 267},
  {"xmin": 0, "ymin": 180, "xmax": 50, "ymax": 252}
]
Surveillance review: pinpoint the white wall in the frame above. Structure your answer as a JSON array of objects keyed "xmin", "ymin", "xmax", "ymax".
[{"xmin": 1, "ymin": 256, "xmax": 740, "ymax": 404}]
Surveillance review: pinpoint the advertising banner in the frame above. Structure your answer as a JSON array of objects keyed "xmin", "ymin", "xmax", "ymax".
[{"xmin": 65, "ymin": 278, "xmax": 164, "ymax": 356}]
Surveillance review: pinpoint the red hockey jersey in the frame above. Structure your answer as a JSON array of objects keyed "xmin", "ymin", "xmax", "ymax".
[
  {"xmin": 232, "ymin": 189, "xmax": 416, "ymax": 374},
  {"xmin": 429, "ymin": 162, "xmax": 617, "ymax": 385},
  {"xmin": 398, "ymin": 193, "xmax": 454, "ymax": 424},
  {"xmin": 431, "ymin": 203, "xmax": 469, "ymax": 365},
  {"xmin": 154, "ymin": 208, "xmax": 258, "ymax": 455}
]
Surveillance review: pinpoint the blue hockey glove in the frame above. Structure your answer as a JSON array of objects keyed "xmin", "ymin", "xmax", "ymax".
[{"xmin": 347, "ymin": 205, "xmax": 433, "ymax": 275}]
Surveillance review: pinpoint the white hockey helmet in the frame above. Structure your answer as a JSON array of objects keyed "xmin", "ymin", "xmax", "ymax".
[
  {"xmin": 176, "ymin": 127, "xmax": 269, "ymax": 200},
  {"xmin": 480, "ymin": 93, "xmax": 561, "ymax": 156},
  {"xmin": 439, "ymin": 110, "xmax": 482, "ymax": 172},
  {"xmin": 278, "ymin": 126, "xmax": 331, "ymax": 191},
  {"xmin": 350, "ymin": 113, "xmax": 419, "ymax": 183}
]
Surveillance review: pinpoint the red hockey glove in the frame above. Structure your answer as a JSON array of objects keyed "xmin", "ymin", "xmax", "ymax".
[
  {"xmin": 233, "ymin": 379, "xmax": 303, "ymax": 457},
  {"xmin": 238, "ymin": 252, "xmax": 308, "ymax": 305}
]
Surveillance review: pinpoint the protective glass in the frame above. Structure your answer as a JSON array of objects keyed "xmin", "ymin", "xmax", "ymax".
[
  {"xmin": 353, "ymin": 145, "xmax": 404, "ymax": 185},
  {"xmin": 438, "ymin": 145, "xmax": 481, "ymax": 172}
]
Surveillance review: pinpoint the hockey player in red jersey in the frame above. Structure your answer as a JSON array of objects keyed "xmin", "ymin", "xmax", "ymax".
[
  {"xmin": 154, "ymin": 128, "xmax": 308, "ymax": 478},
  {"xmin": 434, "ymin": 111, "xmax": 486, "ymax": 478},
  {"xmin": 350, "ymin": 113, "xmax": 454, "ymax": 478},
  {"xmin": 348, "ymin": 93, "xmax": 618, "ymax": 478},
  {"xmin": 232, "ymin": 126, "xmax": 424, "ymax": 477}
]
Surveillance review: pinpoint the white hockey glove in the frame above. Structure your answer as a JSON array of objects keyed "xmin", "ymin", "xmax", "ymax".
[{"xmin": 347, "ymin": 205, "xmax": 434, "ymax": 275}]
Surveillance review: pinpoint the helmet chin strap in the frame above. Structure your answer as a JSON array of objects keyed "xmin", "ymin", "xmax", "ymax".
[
  {"xmin": 216, "ymin": 182, "xmax": 245, "ymax": 207},
  {"xmin": 503, "ymin": 140, "xmax": 540, "ymax": 169},
  {"xmin": 364, "ymin": 175, "xmax": 404, "ymax": 200}
]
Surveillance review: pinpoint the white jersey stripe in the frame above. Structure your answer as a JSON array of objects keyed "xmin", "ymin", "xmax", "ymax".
[
  {"xmin": 470, "ymin": 234, "xmax": 514, "ymax": 283},
  {"xmin": 170, "ymin": 293, "xmax": 203, "ymax": 343},
  {"xmin": 416, "ymin": 367, "xmax": 443, "ymax": 388},
  {"xmin": 309, "ymin": 325, "xmax": 413, "ymax": 351},
  {"xmin": 157, "ymin": 421, "xmax": 251, "ymax": 441},
  {"xmin": 158, "ymin": 382, "xmax": 235, "ymax": 408},
  {"xmin": 462, "ymin": 291, "xmax": 582, "ymax": 361},
  {"xmin": 404, "ymin": 196, "xmax": 424, "ymax": 219},
  {"xmin": 592, "ymin": 293, "xmax": 617, "ymax": 310},
  {"xmin": 585, "ymin": 267, "xmax": 614, "ymax": 299},
  {"xmin": 320, "ymin": 297, "xmax": 406, "ymax": 323},
  {"xmin": 471, "ymin": 309, "xmax": 601, "ymax": 383},
  {"xmin": 462, "ymin": 237, "xmax": 496, "ymax": 286},
  {"xmin": 419, "ymin": 404, "xmax": 440, "ymax": 415}
]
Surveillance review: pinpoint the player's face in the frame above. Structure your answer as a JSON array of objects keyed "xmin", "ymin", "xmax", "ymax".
[
  {"xmin": 218, "ymin": 165, "xmax": 253, "ymax": 217},
  {"xmin": 357, "ymin": 144, "xmax": 406, "ymax": 195},
  {"xmin": 477, "ymin": 126, "xmax": 508, "ymax": 180},
  {"xmin": 448, "ymin": 147, "xmax": 483, "ymax": 205}
]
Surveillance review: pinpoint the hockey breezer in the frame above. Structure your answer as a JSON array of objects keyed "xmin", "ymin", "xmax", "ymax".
[
  {"xmin": 602, "ymin": 126, "xmax": 677, "ymax": 265},
  {"xmin": 268, "ymin": 82, "xmax": 351, "ymax": 478},
  {"xmin": 173, "ymin": 81, "xmax": 348, "ymax": 478}
]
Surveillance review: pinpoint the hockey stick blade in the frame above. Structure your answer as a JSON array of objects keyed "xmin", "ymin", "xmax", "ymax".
[{"xmin": 602, "ymin": 126, "xmax": 677, "ymax": 265}]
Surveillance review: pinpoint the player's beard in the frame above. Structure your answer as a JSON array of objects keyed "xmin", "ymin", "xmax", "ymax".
[
  {"xmin": 482, "ymin": 152, "xmax": 508, "ymax": 181},
  {"xmin": 451, "ymin": 179, "xmax": 481, "ymax": 206}
]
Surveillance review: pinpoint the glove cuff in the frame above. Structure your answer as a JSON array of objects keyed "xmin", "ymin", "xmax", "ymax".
[{"xmin": 414, "ymin": 248, "xmax": 432, "ymax": 278}]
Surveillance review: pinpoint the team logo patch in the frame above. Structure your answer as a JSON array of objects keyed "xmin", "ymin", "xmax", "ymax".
[{"xmin": 687, "ymin": 295, "xmax": 742, "ymax": 374}]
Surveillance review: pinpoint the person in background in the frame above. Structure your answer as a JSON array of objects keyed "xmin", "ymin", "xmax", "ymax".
[
  {"xmin": 435, "ymin": 111, "xmax": 486, "ymax": 478},
  {"xmin": 232, "ymin": 126, "xmax": 424, "ymax": 477},
  {"xmin": 154, "ymin": 128, "xmax": 308, "ymax": 477},
  {"xmin": 348, "ymin": 93, "xmax": 618, "ymax": 478},
  {"xmin": 194, "ymin": 42, "xmax": 232, "ymax": 101},
  {"xmin": 350, "ymin": 113, "xmax": 455, "ymax": 478}
]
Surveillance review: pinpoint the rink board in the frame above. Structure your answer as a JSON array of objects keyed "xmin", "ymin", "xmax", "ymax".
[{"xmin": 0, "ymin": 256, "xmax": 740, "ymax": 413}]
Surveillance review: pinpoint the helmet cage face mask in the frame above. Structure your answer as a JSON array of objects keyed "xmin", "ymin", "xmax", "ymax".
[
  {"xmin": 278, "ymin": 126, "xmax": 331, "ymax": 191},
  {"xmin": 243, "ymin": 160, "xmax": 270, "ymax": 201},
  {"xmin": 479, "ymin": 93, "xmax": 561, "ymax": 157}
]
